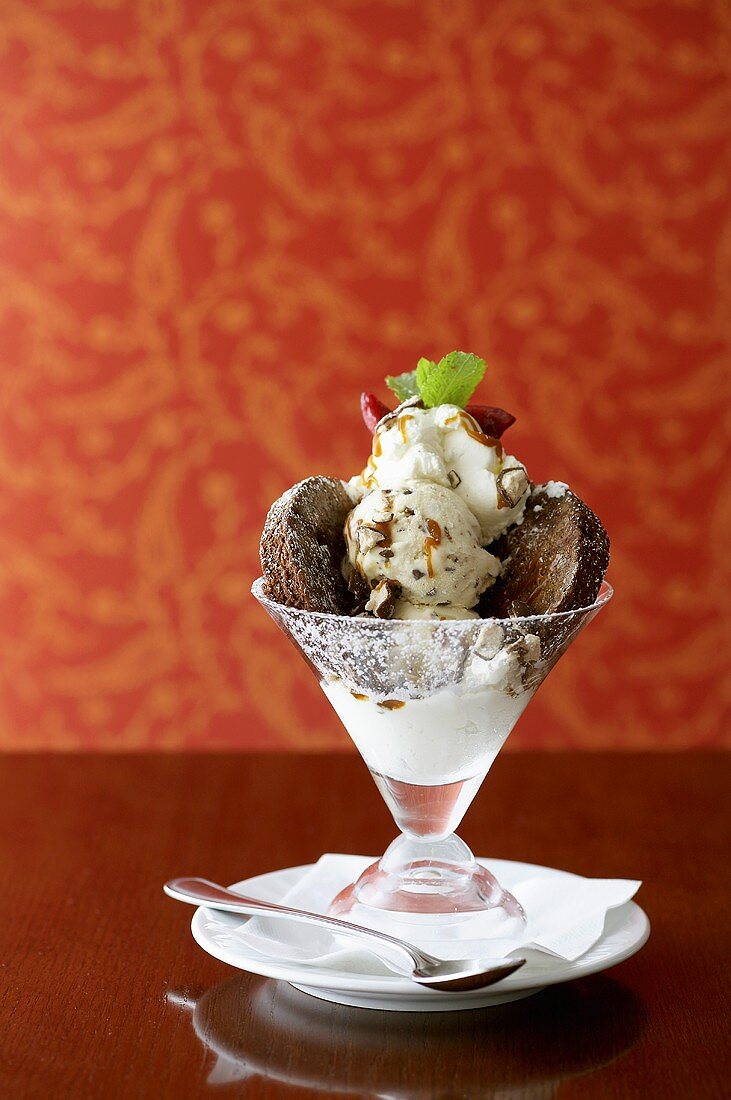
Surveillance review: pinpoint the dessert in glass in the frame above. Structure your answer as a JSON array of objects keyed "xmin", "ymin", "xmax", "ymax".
[{"xmin": 255, "ymin": 352, "xmax": 610, "ymax": 936}]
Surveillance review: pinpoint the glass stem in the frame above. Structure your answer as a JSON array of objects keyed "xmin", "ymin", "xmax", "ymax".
[{"xmin": 379, "ymin": 832, "xmax": 478, "ymax": 878}]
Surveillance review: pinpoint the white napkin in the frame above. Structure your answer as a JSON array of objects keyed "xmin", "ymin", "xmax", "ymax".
[{"xmin": 222, "ymin": 855, "xmax": 641, "ymax": 977}]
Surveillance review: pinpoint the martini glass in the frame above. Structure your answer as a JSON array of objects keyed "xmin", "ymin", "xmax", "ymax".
[{"xmin": 252, "ymin": 578, "xmax": 612, "ymax": 936}]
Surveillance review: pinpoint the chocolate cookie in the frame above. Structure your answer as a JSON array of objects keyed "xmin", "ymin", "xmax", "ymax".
[
  {"xmin": 479, "ymin": 485, "xmax": 609, "ymax": 619},
  {"xmin": 260, "ymin": 476, "xmax": 354, "ymax": 614}
]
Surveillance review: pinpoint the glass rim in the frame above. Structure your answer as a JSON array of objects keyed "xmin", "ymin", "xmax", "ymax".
[{"xmin": 251, "ymin": 577, "xmax": 613, "ymax": 629}]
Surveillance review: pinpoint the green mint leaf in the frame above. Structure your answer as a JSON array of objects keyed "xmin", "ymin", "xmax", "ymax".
[
  {"xmin": 417, "ymin": 350, "xmax": 487, "ymax": 408},
  {"xmin": 415, "ymin": 357, "xmax": 435, "ymax": 397},
  {"xmin": 385, "ymin": 370, "xmax": 420, "ymax": 402}
]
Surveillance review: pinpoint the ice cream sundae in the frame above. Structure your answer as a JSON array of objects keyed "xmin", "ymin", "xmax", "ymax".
[{"xmin": 255, "ymin": 351, "xmax": 610, "ymax": 922}]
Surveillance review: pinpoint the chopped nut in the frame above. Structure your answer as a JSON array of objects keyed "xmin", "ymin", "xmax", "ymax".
[
  {"xmin": 474, "ymin": 623, "xmax": 505, "ymax": 661},
  {"xmin": 356, "ymin": 525, "xmax": 387, "ymax": 553},
  {"xmin": 347, "ymin": 568, "xmax": 370, "ymax": 602},
  {"xmin": 447, "ymin": 469, "xmax": 462, "ymax": 489},
  {"xmin": 496, "ymin": 465, "xmax": 529, "ymax": 509},
  {"xmin": 365, "ymin": 579, "xmax": 402, "ymax": 619},
  {"xmin": 521, "ymin": 633, "xmax": 541, "ymax": 662},
  {"xmin": 412, "ymin": 568, "xmax": 424, "ymax": 579}
]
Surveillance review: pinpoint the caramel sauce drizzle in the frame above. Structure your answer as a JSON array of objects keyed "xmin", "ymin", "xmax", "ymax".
[
  {"xmin": 371, "ymin": 519, "xmax": 393, "ymax": 547},
  {"xmin": 424, "ymin": 518, "xmax": 441, "ymax": 578},
  {"xmin": 444, "ymin": 412, "xmax": 504, "ymax": 458},
  {"xmin": 398, "ymin": 414, "xmax": 414, "ymax": 444},
  {"xmin": 373, "ymin": 431, "xmax": 382, "ymax": 458},
  {"xmin": 364, "ymin": 454, "xmax": 377, "ymax": 488},
  {"xmin": 350, "ymin": 692, "xmax": 368, "ymax": 701},
  {"xmin": 379, "ymin": 699, "xmax": 406, "ymax": 710}
]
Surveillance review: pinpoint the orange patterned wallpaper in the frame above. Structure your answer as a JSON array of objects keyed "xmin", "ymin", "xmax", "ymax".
[{"xmin": 0, "ymin": 1, "xmax": 728, "ymax": 751}]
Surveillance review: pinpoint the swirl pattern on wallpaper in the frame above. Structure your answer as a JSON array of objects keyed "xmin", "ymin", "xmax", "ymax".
[{"xmin": 0, "ymin": 0, "xmax": 728, "ymax": 749}]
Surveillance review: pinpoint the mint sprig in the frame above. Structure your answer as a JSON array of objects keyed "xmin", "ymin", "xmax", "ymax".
[
  {"xmin": 385, "ymin": 370, "xmax": 419, "ymax": 402},
  {"xmin": 416, "ymin": 351, "xmax": 486, "ymax": 408},
  {"xmin": 385, "ymin": 351, "xmax": 487, "ymax": 408}
]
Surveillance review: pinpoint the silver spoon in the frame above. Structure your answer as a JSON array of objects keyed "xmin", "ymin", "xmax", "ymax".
[{"xmin": 164, "ymin": 876, "xmax": 526, "ymax": 993}]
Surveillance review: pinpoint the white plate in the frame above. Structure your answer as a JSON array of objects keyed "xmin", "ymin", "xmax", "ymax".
[{"xmin": 191, "ymin": 859, "xmax": 650, "ymax": 1012}]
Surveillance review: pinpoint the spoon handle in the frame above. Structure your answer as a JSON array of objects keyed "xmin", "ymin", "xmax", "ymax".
[{"xmin": 164, "ymin": 876, "xmax": 436, "ymax": 971}]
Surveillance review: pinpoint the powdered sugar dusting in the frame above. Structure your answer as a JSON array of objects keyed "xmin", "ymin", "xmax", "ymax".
[
  {"xmin": 539, "ymin": 480, "xmax": 569, "ymax": 499},
  {"xmin": 252, "ymin": 577, "xmax": 607, "ymax": 703}
]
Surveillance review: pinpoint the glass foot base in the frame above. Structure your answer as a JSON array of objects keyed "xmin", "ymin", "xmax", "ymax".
[{"xmin": 328, "ymin": 834, "xmax": 526, "ymax": 931}]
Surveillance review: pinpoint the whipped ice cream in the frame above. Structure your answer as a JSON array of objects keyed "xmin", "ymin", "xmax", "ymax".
[
  {"xmin": 344, "ymin": 398, "xmax": 529, "ymax": 619},
  {"xmin": 322, "ymin": 678, "xmax": 533, "ymax": 786},
  {"xmin": 320, "ymin": 621, "xmax": 541, "ymax": 786},
  {"xmin": 348, "ymin": 401, "xmax": 529, "ymax": 543}
]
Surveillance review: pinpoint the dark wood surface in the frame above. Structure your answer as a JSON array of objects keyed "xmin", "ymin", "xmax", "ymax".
[{"xmin": 0, "ymin": 752, "xmax": 728, "ymax": 1099}]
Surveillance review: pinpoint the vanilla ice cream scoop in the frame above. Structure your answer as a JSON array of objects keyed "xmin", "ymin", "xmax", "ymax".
[
  {"xmin": 349, "ymin": 402, "xmax": 529, "ymax": 543},
  {"xmin": 344, "ymin": 483, "xmax": 500, "ymax": 612}
]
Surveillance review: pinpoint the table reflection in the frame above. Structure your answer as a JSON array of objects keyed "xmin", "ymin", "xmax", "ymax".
[{"xmin": 168, "ymin": 972, "xmax": 645, "ymax": 1096}]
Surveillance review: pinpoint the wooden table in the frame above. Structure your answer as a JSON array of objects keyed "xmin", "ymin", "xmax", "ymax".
[{"xmin": 0, "ymin": 752, "xmax": 727, "ymax": 1098}]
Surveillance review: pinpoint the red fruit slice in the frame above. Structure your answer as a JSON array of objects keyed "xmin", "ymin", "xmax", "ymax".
[
  {"xmin": 360, "ymin": 392, "xmax": 391, "ymax": 433},
  {"xmin": 360, "ymin": 394, "xmax": 515, "ymax": 437},
  {"xmin": 464, "ymin": 405, "xmax": 515, "ymax": 438}
]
